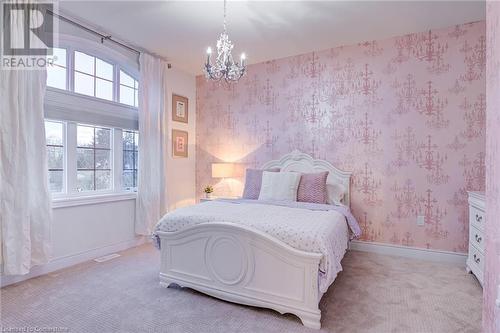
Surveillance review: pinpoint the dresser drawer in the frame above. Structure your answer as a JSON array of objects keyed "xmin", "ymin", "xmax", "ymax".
[
  {"xmin": 468, "ymin": 244, "xmax": 485, "ymax": 273},
  {"xmin": 469, "ymin": 225, "xmax": 485, "ymax": 253},
  {"xmin": 470, "ymin": 206, "xmax": 485, "ymax": 231}
]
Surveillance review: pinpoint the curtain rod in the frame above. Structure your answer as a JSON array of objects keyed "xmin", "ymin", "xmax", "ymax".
[{"xmin": 46, "ymin": 9, "xmax": 172, "ymax": 67}]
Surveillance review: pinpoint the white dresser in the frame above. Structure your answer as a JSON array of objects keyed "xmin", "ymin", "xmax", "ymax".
[{"xmin": 466, "ymin": 191, "xmax": 485, "ymax": 286}]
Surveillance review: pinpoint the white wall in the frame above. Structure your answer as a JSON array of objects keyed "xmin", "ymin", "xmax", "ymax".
[
  {"xmin": 1, "ymin": 198, "xmax": 142, "ymax": 287},
  {"xmin": 165, "ymin": 67, "xmax": 197, "ymax": 210},
  {"xmin": 51, "ymin": 199, "xmax": 137, "ymax": 259}
]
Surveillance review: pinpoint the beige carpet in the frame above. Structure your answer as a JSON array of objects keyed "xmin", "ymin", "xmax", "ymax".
[{"xmin": 1, "ymin": 244, "xmax": 482, "ymax": 333}]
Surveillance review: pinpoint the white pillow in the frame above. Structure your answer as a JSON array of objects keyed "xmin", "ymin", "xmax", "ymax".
[
  {"xmin": 326, "ymin": 183, "xmax": 346, "ymax": 205},
  {"xmin": 258, "ymin": 171, "xmax": 301, "ymax": 202}
]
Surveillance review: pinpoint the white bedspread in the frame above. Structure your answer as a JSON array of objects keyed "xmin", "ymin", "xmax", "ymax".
[{"xmin": 154, "ymin": 200, "xmax": 350, "ymax": 293}]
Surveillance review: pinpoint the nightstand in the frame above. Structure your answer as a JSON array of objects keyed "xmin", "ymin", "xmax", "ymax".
[{"xmin": 200, "ymin": 196, "xmax": 239, "ymax": 203}]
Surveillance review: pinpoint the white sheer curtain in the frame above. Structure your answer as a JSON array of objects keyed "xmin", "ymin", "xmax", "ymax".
[
  {"xmin": 0, "ymin": 10, "xmax": 52, "ymax": 275},
  {"xmin": 135, "ymin": 53, "xmax": 168, "ymax": 235}
]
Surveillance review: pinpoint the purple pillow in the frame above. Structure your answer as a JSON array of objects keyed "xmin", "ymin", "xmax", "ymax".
[
  {"xmin": 297, "ymin": 171, "xmax": 329, "ymax": 204},
  {"xmin": 242, "ymin": 168, "xmax": 280, "ymax": 199}
]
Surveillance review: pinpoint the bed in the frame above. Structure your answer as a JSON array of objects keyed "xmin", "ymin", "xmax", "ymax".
[{"xmin": 154, "ymin": 151, "xmax": 357, "ymax": 329}]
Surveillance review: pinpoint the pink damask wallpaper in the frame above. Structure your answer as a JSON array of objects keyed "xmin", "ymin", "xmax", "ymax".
[
  {"xmin": 196, "ymin": 21, "xmax": 486, "ymax": 253},
  {"xmin": 485, "ymin": 3, "xmax": 500, "ymax": 332}
]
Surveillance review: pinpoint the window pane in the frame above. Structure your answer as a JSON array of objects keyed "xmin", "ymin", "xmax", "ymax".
[
  {"xmin": 77, "ymin": 171, "xmax": 94, "ymax": 191},
  {"xmin": 77, "ymin": 125, "xmax": 94, "ymax": 147},
  {"xmin": 120, "ymin": 70, "xmax": 134, "ymax": 87},
  {"xmin": 120, "ymin": 85, "xmax": 135, "ymax": 106},
  {"xmin": 74, "ymin": 72, "xmax": 94, "ymax": 97},
  {"xmin": 75, "ymin": 51, "xmax": 94, "ymax": 75},
  {"xmin": 96, "ymin": 78, "xmax": 113, "ymax": 101},
  {"xmin": 134, "ymin": 89, "xmax": 139, "ymax": 107},
  {"xmin": 134, "ymin": 80, "xmax": 138, "ymax": 90},
  {"xmin": 94, "ymin": 127, "xmax": 110, "ymax": 148},
  {"xmin": 47, "ymin": 146, "xmax": 63, "ymax": 169},
  {"xmin": 96, "ymin": 58, "xmax": 113, "ymax": 80},
  {"xmin": 123, "ymin": 151, "xmax": 134, "ymax": 169},
  {"xmin": 123, "ymin": 170, "xmax": 134, "ymax": 189},
  {"xmin": 77, "ymin": 148, "xmax": 94, "ymax": 169},
  {"xmin": 95, "ymin": 149, "xmax": 111, "ymax": 169},
  {"xmin": 45, "ymin": 120, "xmax": 64, "ymax": 194},
  {"xmin": 122, "ymin": 130, "xmax": 138, "ymax": 190},
  {"xmin": 52, "ymin": 48, "xmax": 66, "ymax": 67},
  {"xmin": 76, "ymin": 124, "xmax": 113, "ymax": 191},
  {"xmin": 122, "ymin": 131, "xmax": 134, "ymax": 150},
  {"xmin": 48, "ymin": 170, "xmax": 63, "ymax": 192},
  {"xmin": 47, "ymin": 65, "xmax": 66, "ymax": 90},
  {"xmin": 45, "ymin": 121, "xmax": 63, "ymax": 145},
  {"xmin": 95, "ymin": 170, "xmax": 111, "ymax": 190}
]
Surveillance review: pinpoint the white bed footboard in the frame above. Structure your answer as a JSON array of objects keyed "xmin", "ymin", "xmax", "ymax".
[{"xmin": 157, "ymin": 222, "xmax": 324, "ymax": 329}]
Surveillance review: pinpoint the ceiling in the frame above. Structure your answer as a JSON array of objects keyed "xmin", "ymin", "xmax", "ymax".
[{"xmin": 59, "ymin": 1, "xmax": 486, "ymax": 75}]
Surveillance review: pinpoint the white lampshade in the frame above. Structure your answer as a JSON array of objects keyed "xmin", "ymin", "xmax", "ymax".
[{"xmin": 212, "ymin": 163, "xmax": 239, "ymax": 178}]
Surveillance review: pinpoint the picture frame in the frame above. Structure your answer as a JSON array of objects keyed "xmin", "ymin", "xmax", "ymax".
[
  {"xmin": 172, "ymin": 129, "xmax": 188, "ymax": 158},
  {"xmin": 172, "ymin": 94, "xmax": 188, "ymax": 123}
]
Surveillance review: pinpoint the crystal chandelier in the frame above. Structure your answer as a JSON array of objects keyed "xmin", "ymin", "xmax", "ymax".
[{"xmin": 204, "ymin": 0, "xmax": 246, "ymax": 82}]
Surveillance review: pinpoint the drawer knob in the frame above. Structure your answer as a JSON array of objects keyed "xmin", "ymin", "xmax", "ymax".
[
  {"xmin": 475, "ymin": 214, "xmax": 483, "ymax": 223},
  {"xmin": 475, "ymin": 234, "xmax": 482, "ymax": 243},
  {"xmin": 473, "ymin": 254, "xmax": 481, "ymax": 264}
]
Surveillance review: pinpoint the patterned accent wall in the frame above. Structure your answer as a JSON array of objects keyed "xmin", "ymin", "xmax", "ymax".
[
  {"xmin": 485, "ymin": 3, "xmax": 500, "ymax": 332},
  {"xmin": 196, "ymin": 21, "xmax": 486, "ymax": 253}
]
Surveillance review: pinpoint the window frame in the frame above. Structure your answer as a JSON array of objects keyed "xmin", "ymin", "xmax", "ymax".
[
  {"xmin": 44, "ymin": 121, "xmax": 140, "ymax": 201},
  {"xmin": 44, "ymin": 35, "xmax": 139, "ymax": 203}
]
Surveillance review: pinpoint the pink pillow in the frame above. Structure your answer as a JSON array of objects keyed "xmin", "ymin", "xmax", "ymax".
[
  {"xmin": 297, "ymin": 171, "xmax": 329, "ymax": 204},
  {"xmin": 242, "ymin": 168, "xmax": 280, "ymax": 199}
]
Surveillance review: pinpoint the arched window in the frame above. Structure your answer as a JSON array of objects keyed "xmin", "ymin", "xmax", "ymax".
[{"xmin": 47, "ymin": 36, "xmax": 139, "ymax": 108}]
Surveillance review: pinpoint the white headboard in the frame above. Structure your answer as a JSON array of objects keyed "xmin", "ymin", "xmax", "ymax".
[{"xmin": 261, "ymin": 150, "xmax": 352, "ymax": 207}]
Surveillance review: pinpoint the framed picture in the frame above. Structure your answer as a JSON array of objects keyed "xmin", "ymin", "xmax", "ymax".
[
  {"xmin": 172, "ymin": 94, "xmax": 188, "ymax": 123},
  {"xmin": 172, "ymin": 129, "xmax": 188, "ymax": 158}
]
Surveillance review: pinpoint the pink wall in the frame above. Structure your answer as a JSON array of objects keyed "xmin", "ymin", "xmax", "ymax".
[
  {"xmin": 485, "ymin": 3, "xmax": 500, "ymax": 332},
  {"xmin": 196, "ymin": 21, "xmax": 486, "ymax": 253}
]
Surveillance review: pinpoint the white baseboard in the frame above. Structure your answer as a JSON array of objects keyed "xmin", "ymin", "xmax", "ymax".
[
  {"xmin": 1, "ymin": 237, "xmax": 148, "ymax": 288},
  {"xmin": 349, "ymin": 240, "xmax": 467, "ymax": 265}
]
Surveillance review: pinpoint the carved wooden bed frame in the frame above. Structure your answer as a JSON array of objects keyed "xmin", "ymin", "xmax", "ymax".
[{"xmin": 156, "ymin": 150, "xmax": 352, "ymax": 329}]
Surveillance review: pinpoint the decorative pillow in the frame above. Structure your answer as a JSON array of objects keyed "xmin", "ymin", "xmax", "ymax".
[
  {"xmin": 326, "ymin": 183, "xmax": 346, "ymax": 205},
  {"xmin": 258, "ymin": 171, "xmax": 301, "ymax": 202},
  {"xmin": 242, "ymin": 168, "xmax": 279, "ymax": 199},
  {"xmin": 297, "ymin": 171, "xmax": 329, "ymax": 204}
]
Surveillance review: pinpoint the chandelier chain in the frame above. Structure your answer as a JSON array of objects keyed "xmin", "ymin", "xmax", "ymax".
[{"xmin": 223, "ymin": 0, "xmax": 227, "ymax": 33}]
